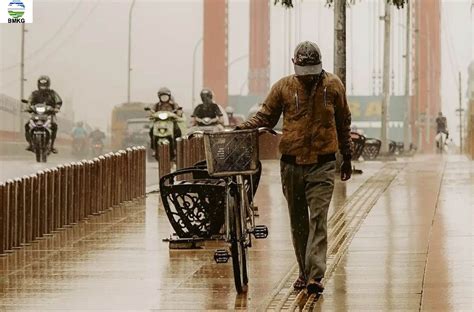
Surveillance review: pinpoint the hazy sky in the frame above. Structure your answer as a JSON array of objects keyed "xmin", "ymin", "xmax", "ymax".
[{"xmin": 1, "ymin": 0, "xmax": 472, "ymax": 143}]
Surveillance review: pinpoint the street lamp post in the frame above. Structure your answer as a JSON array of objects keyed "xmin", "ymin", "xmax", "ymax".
[
  {"xmin": 192, "ymin": 37, "xmax": 203, "ymax": 109},
  {"xmin": 127, "ymin": 0, "xmax": 137, "ymax": 104}
]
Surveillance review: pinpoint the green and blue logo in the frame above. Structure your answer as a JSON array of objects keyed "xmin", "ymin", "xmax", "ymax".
[{"xmin": 7, "ymin": 0, "xmax": 25, "ymax": 19}]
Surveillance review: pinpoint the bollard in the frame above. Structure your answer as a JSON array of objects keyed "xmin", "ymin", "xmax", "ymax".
[
  {"xmin": 7, "ymin": 179, "xmax": 17, "ymax": 250},
  {"xmin": 65, "ymin": 164, "xmax": 74, "ymax": 227},
  {"xmin": 90, "ymin": 159, "xmax": 100, "ymax": 215},
  {"xmin": 197, "ymin": 137, "xmax": 205, "ymax": 163},
  {"xmin": 112, "ymin": 154, "xmax": 120, "ymax": 206},
  {"xmin": 176, "ymin": 137, "xmax": 183, "ymax": 171},
  {"xmin": 45, "ymin": 169, "xmax": 55, "ymax": 235},
  {"xmin": 99, "ymin": 156, "xmax": 107, "ymax": 212},
  {"xmin": 15, "ymin": 178, "xmax": 26, "ymax": 248},
  {"xmin": 32, "ymin": 173, "xmax": 41, "ymax": 238},
  {"xmin": 79, "ymin": 161, "xmax": 87, "ymax": 220},
  {"xmin": 84, "ymin": 160, "xmax": 93, "ymax": 216},
  {"xmin": 37, "ymin": 171, "xmax": 47, "ymax": 239},
  {"xmin": 23, "ymin": 175, "xmax": 34, "ymax": 245},
  {"xmin": 141, "ymin": 146, "xmax": 146, "ymax": 196},
  {"xmin": 110, "ymin": 155, "xmax": 117, "ymax": 207},
  {"xmin": 158, "ymin": 142, "xmax": 171, "ymax": 180},
  {"xmin": 59, "ymin": 166, "xmax": 68, "ymax": 229},
  {"xmin": 72, "ymin": 163, "xmax": 80, "ymax": 224},
  {"xmin": 183, "ymin": 137, "xmax": 190, "ymax": 169},
  {"xmin": 132, "ymin": 147, "xmax": 139, "ymax": 199},
  {"xmin": 126, "ymin": 148, "xmax": 133, "ymax": 201},
  {"xmin": 0, "ymin": 183, "xmax": 6, "ymax": 256},
  {"xmin": 52, "ymin": 167, "xmax": 61, "ymax": 231},
  {"xmin": 105, "ymin": 154, "xmax": 113, "ymax": 209},
  {"xmin": 118, "ymin": 151, "xmax": 125, "ymax": 203}
]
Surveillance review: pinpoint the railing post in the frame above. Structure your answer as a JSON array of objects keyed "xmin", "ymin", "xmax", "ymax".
[
  {"xmin": 45, "ymin": 169, "xmax": 55, "ymax": 235},
  {"xmin": 176, "ymin": 137, "xmax": 183, "ymax": 171},
  {"xmin": 53, "ymin": 167, "xmax": 61, "ymax": 231},
  {"xmin": 141, "ymin": 146, "xmax": 146, "ymax": 196},
  {"xmin": 8, "ymin": 179, "xmax": 17, "ymax": 250},
  {"xmin": 0, "ymin": 183, "xmax": 6, "ymax": 256},
  {"xmin": 66, "ymin": 164, "xmax": 74, "ymax": 227},
  {"xmin": 32, "ymin": 172, "xmax": 41, "ymax": 237},
  {"xmin": 84, "ymin": 161, "xmax": 92, "ymax": 217},
  {"xmin": 80, "ymin": 161, "xmax": 87, "ymax": 220},
  {"xmin": 106, "ymin": 154, "xmax": 113, "ymax": 209},
  {"xmin": 91, "ymin": 159, "xmax": 100, "ymax": 215},
  {"xmin": 73, "ymin": 163, "xmax": 80, "ymax": 224},
  {"xmin": 37, "ymin": 171, "xmax": 46, "ymax": 239},
  {"xmin": 24, "ymin": 175, "xmax": 34, "ymax": 244},
  {"xmin": 16, "ymin": 177, "xmax": 26, "ymax": 248},
  {"xmin": 59, "ymin": 166, "xmax": 68, "ymax": 229},
  {"xmin": 98, "ymin": 156, "xmax": 106, "ymax": 213}
]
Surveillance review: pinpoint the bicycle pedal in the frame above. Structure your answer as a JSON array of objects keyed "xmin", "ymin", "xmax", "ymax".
[
  {"xmin": 214, "ymin": 249, "xmax": 230, "ymax": 263},
  {"xmin": 253, "ymin": 225, "xmax": 269, "ymax": 239}
]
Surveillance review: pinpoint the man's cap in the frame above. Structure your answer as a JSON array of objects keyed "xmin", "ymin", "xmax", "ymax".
[{"xmin": 293, "ymin": 41, "xmax": 322, "ymax": 76}]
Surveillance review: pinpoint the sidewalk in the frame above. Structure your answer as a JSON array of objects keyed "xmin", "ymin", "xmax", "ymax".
[{"xmin": 0, "ymin": 156, "xmax": 471, "ymax": 311}]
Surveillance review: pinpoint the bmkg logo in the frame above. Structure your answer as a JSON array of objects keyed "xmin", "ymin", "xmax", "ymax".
[
  {"xmin": 8, "ymin": 0, "xmax": 25, "ymax": 23},
  {"xmin": 1, "ymin": 0, "xmax": 32, "ymax": 24}
]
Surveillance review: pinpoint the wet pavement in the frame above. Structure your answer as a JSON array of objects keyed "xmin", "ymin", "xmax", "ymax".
[{"xmin": 0, "ymin": 155, "xmax": 472, "ymax": 311}]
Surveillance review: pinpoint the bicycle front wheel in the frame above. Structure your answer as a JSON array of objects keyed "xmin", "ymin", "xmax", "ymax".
[{"xmin": 229, "ymin": 190, "xmax": 248, "ymax": 293}]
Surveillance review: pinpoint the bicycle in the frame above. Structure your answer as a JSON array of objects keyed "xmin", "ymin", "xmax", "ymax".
[
  {"xmin": 435, "ymin": 131, "xmax": 447, "ymax": 154},
  {"xmin": 192, "ymin": 127, "xmax": 276, "ymax": 293}
]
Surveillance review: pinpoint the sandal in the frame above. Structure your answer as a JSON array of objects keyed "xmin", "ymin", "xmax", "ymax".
[
  {"xmin": 293, "ymin": 276, "xmax": 307, "ymax": 290},
  {"xmin": 306, "ymin": 279, "xmax": 324, "ymax": 294}
]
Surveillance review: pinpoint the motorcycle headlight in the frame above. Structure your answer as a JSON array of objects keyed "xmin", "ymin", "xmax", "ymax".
[
  {"xmin": 36, "ymin": 106, "xmax": 46, "ymax": 114},
  {"xmin": 158, "ymin": 113, "xmax": 168, "ymax": 120},
  {"xmin": 34, "ymin": 116, "xmax": 39, "ymax": 120}
]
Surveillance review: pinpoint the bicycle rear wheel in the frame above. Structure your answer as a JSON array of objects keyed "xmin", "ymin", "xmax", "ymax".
[{"xmin": 229, "ymin": 189, "xmax": 248, "ymax": 293}]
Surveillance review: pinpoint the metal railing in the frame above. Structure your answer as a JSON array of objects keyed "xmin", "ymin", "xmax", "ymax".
[{"xmin": 0, "ymin": 147, "xmax": 146, "ymax": 256}]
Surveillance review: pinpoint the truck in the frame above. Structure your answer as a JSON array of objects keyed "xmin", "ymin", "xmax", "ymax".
[{"xmin": 111, "ymin": 102, "xmax": 148, "ymax": 150}]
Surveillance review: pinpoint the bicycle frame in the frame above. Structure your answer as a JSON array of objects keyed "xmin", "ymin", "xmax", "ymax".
[{"xmin": 224, "ymin": 175, "xmax": 256, "ymax": 247}]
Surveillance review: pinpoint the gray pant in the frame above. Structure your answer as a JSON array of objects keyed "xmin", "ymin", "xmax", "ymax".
[{"xmin": 280, "ymin": 160, "xmax": 336, "ymax": 281}]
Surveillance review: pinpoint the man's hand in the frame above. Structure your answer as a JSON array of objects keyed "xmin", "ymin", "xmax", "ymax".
[{"xmin": 340, "ymin": 159, "xmax": 352, "ymax": 181}]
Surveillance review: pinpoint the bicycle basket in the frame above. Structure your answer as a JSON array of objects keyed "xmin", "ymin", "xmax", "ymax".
[{"xmin": 203, "ymin": 129, "xmax": 259, "ymax": 177}]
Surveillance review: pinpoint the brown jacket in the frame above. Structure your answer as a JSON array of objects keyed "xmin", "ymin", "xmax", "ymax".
[{"xmin": 239, "ymin": 71, "xmax": 352, "ymax": 165}]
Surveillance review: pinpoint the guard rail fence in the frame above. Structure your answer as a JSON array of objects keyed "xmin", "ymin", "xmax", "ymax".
[{"xmin": 0, "ymin": 147, "xmax": 146, "ymax": 256}]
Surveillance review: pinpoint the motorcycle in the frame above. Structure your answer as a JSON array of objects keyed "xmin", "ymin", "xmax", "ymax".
[
  {"xmin": 145, "ymin": 108, "xmax": 182, "ymax": 160},
  {"xmin": 22, "ymin": 99, "xmax": 55, "ymax": 163},
  {"xmin": 72, "ymin": 137, "xmax": 88, "ymax": 158},
  {"xmin": 90, "ymin": 139, "xmax": 104, "ymax": 157},
  {"xmin": 187, "ymin": 116, "xmax": 224, "ymax": 135}
]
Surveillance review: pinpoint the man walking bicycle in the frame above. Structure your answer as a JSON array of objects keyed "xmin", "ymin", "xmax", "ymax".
[{"xmin": 236, "ymin": 41, "xmax": 353, "ymax": 294}]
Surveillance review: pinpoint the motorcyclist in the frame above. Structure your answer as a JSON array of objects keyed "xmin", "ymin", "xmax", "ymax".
[
  {"xmin": 225, "ymin": 106, "xmax": 243, "ymax": 127},
  {"xmin": 147, "ymin": 87, "xmax": 183, "ymax": 149},
  {"xmin": 89, "ymin": 127, "xmax": 106, "ymax": 144},
  {"xmin": 435, "ymin": 111, "xmax": 449, "ymax": 149},
  {"xmin": 24, "ymin": 75, "xmax": 62, "ymax": 153},
  {"xmin": 435, "ymin": 112, "xmax": 448, "ymax": 137},
  {"xmin": 72, "ymin": 121, "xmax": 88, "ymax": 141},
  {"xmin": 191, "ymin": 89, "xmax": 224, "ymax": 126}
]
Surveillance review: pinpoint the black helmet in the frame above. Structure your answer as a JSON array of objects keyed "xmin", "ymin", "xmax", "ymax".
[
  {"xmin": 157, "ymin": 87, "xmax": 171, "ymax": 103},
  {"xmin": 292, "ymin": 41, "xmax": 322, "ymax": 76},
  {"xmin": 200, "ymin": 88, "xmax": 213, "ymax": 104},
  {"xmin": 37, "ymin": 75, "xmax": 51, "ymax": 90}
]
